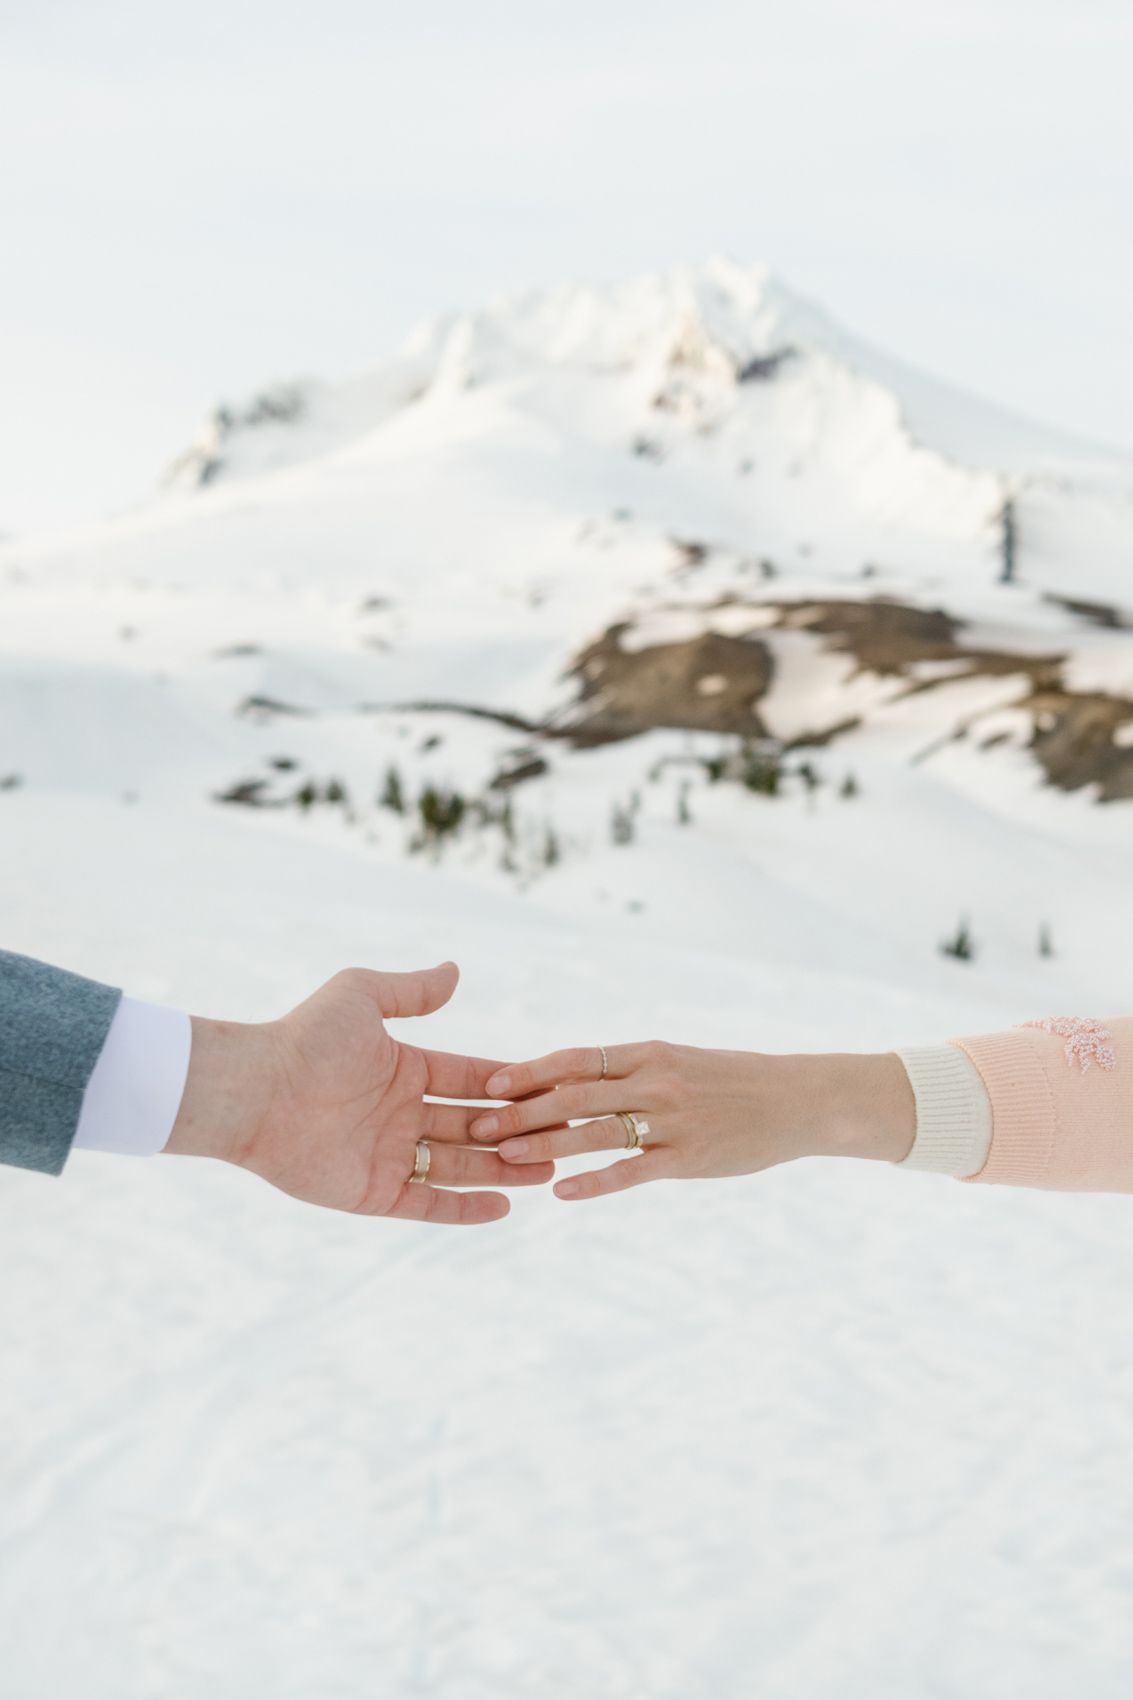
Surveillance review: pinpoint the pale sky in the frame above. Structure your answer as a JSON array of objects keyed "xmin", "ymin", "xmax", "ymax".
[{"xmin": 2, "ymin": 0, "xmax": 1131, "ymax": 534}]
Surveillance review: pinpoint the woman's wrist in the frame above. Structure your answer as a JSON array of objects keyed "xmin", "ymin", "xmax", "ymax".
[
  {"xmin": 816, "ymin": 1051, "xmax": 916, "ymax": 1162},
  {"xmin": 767, "ymin": 1051, "xmax": 916, "ymax": 1165}
]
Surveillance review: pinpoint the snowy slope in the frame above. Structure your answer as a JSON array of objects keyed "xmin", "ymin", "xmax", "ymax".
[{"xmin": 1, "ymin": 261, "xmax": 1133, "ymax": 1699}]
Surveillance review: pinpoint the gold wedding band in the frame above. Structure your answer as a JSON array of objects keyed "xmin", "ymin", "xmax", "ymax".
[
  {"xmin": 616, "ymin": 1112, "xmax": 650, "ymax": 1151},
  {"xmin": 409, "ymin": 1140, "xmax": 431, "ymax": 1184}
]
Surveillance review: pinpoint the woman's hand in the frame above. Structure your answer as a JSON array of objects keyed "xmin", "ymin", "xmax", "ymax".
[{"xmin": 470, "ymin": 1042, "xmax": 916, "ymax": 1202}]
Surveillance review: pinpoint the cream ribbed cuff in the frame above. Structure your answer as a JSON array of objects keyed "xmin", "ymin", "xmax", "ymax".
[{"xmin": 893, "ymin": 1042, "xmax": 993, "ymax": 1177}]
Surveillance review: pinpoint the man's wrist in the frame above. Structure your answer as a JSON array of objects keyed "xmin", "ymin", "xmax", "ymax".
[{"xmin": 163, "ymin": 1016, "xmax": 278, "ymax": 1164}]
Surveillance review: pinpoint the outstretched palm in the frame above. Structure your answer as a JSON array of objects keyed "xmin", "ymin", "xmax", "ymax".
[{"xmin": 237, "ymin": 964, "xmax": 554, "ymax": 1223}]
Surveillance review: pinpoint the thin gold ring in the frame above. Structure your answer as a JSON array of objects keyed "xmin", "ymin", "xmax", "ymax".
[
  {"xmin": 409, "ymin": 1140, "xmax": 431, "ymax": 1184},
  {"xmin": 598, "ymin": 1045, "xmax": 609, "ymax": 1080}
]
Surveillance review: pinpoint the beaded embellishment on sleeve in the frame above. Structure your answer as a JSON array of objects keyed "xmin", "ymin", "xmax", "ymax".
[{"xmin": 1018, "ymin": 1015, "xmax": 1117, "ymax": 1072}]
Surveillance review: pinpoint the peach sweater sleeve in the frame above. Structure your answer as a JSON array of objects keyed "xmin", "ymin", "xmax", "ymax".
[{"xmin": 895, "ymin": 1016, "xmax": 1133, "ymax": 1192}]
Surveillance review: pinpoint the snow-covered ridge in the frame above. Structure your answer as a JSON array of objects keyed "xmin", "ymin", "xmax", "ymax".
[
  {"xmin": 152, "ymin": 261, "xmax": 1131, "ymax": 641},
  {"xmin": 1, "ymin": 258, "xmax": 1131, "ymax": 921}
]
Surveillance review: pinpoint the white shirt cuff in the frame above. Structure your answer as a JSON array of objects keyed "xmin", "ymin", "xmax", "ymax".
[
  {"xmin": 893, "ymin": 1042, "xmax": 993, "ymax": 1177},
  {"xmin": 72, "ymin": 996, "xmax": 192, "ymax": 1156}
]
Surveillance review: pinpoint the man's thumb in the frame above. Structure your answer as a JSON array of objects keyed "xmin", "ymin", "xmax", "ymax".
[{"xmin": 375, "ymin": 960, "xmax": 459, "ymax": 1019}]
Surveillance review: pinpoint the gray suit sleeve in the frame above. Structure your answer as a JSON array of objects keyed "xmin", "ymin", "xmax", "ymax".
[{"xmin": 0, "ymin": 950, "xmax": 123, "ymax": 1176}]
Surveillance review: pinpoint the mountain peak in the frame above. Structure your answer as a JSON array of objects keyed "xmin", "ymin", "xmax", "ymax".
[
  {"xmin": 162, "ymin": 259, "xmax": 828, "ymax": 491},
  {"xmin": 163, "ymin": 259, "xmax": 1127, "ymax": 503}
]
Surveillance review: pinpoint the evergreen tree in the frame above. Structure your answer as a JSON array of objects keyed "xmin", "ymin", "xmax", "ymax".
[
  {"xmin": 999, "ymin": 494, "xmax": 1018, "ymax": 584},
  {"xmin": 419, "ymin": 785, "xmax": 465, "ymax": 841},
  {"xmin": 610, "ymin": 801, "xmax": 636, "ymax": 846},
  {"xmin": 741, "ymin": 744, "xmax": 781, "ymax": 795},
  {"xmin": 380, "ymin": 765, "xmax": 405, "ymax": 813},
  {"xmin": 940, "ymin": 918, "xmax": 975, "ymax": 962}
]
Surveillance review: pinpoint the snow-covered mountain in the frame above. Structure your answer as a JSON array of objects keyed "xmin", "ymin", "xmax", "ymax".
[
  {"xmin": 4, "ymin": 263, "xmax": 1133, "ymax": 1697},
  {"xmin": 3, "ymin": 259, "xmax": 1132, "ymax": 890}
]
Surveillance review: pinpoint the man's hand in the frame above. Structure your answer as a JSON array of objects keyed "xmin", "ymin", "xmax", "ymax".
[{"xmin": 165, "ymin": 964, "xmax": 552, "ymax": 1223}]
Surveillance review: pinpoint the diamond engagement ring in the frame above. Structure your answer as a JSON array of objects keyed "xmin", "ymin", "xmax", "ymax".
[{"xmin": 616, "ymin": 1112, "xmax": 650, "ymax": 1150}]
